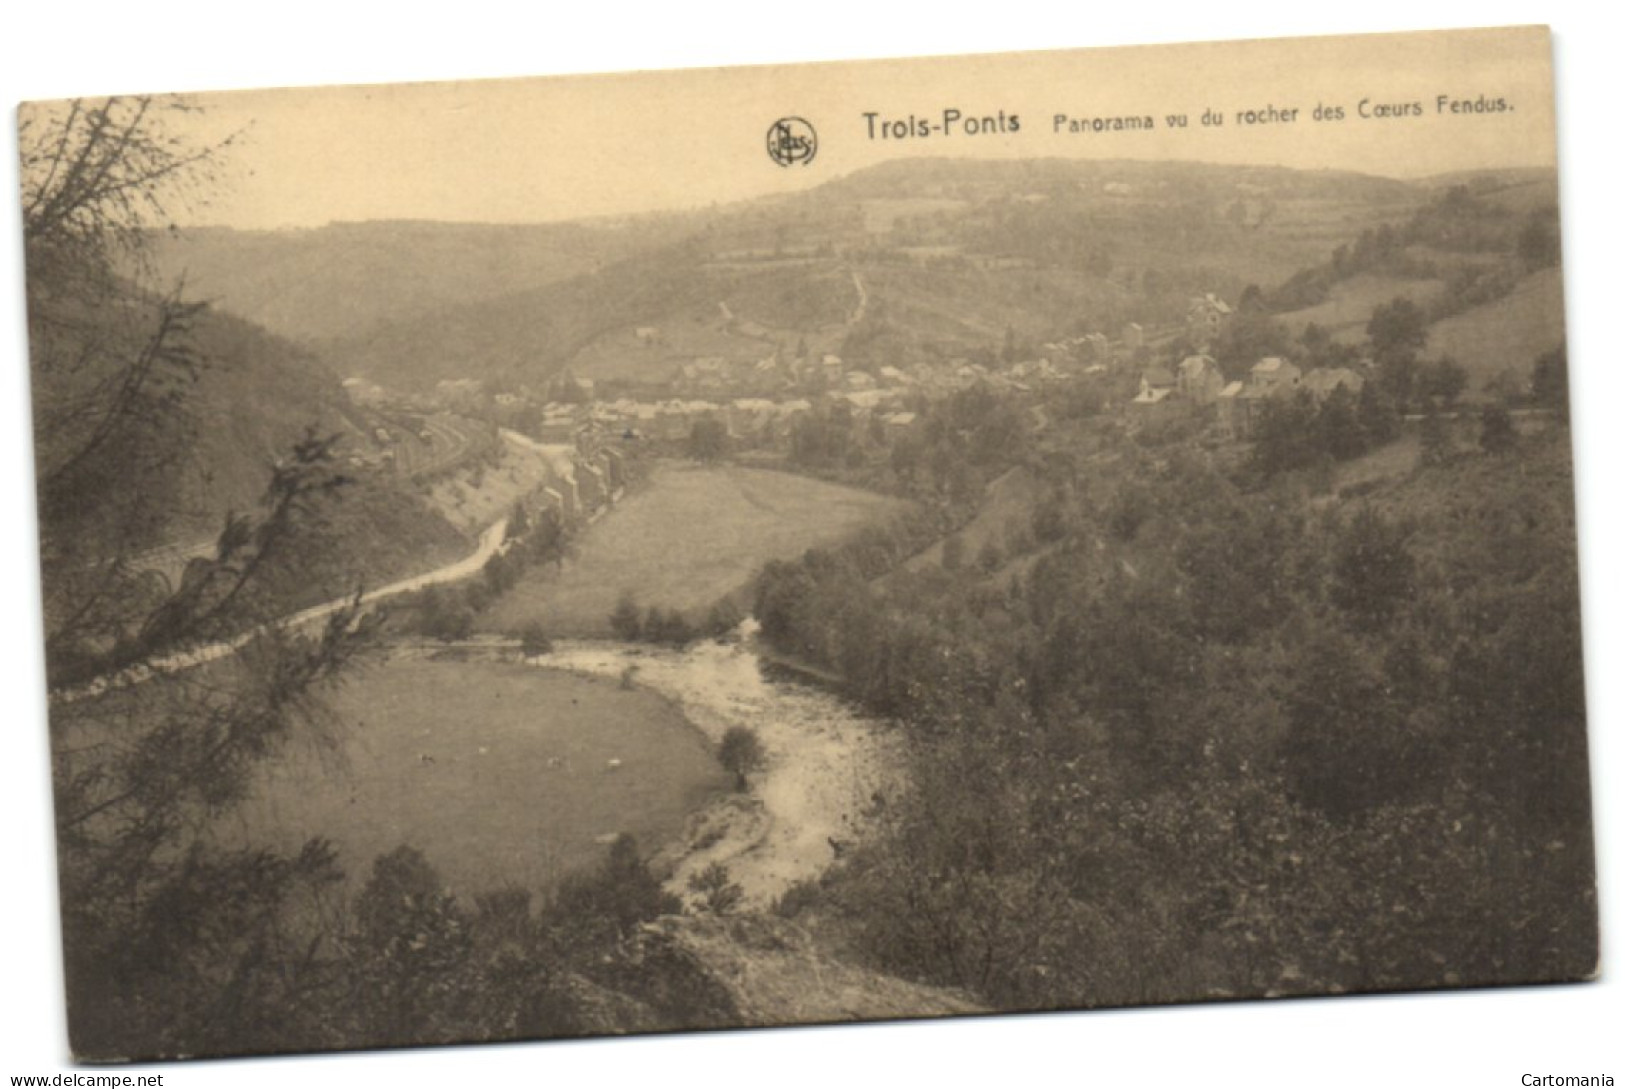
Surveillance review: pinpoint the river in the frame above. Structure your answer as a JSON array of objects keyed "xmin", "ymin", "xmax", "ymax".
[{"xmin": 537, "ymin": 620, "xmax": 901, "ymax": 910}]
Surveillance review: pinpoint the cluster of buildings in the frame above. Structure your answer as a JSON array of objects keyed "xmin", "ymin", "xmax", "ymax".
[
  {"xmin": 533, "ymin": 391, "xmax": 923, "ymax": 449},
  {"xmin": 1132, "ymin": 353, "xmax": 1367, "ymax": 438},
  {"xmin": 1120, "ymin": 291, "xmax": 1373, "ymax": 439},
  {"xmin": 1045, "ymin": 329, "xmax": 1131, "ymax": 368},
  {"xmin": 666, "ymin": 346, "xmax": 1077, "ymax": 400},
  {"xmin": 351, "ymin": 288, "xmax": 1345, "ymax": 475},
  {"xmin": 503, "ymin": 429, "xmax": 628, "ymax": 529},
  {"xmin": 529, "ymin": 348, "xmax": 1087, "ymax": 453}
]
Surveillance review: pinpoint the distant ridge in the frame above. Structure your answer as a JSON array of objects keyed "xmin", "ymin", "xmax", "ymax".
[{"xmin": 147, "ymin": 157, "xmax": 1557, "ymax": 396}]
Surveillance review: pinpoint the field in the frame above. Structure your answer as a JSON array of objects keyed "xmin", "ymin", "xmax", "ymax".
[
  {"xmin": 1426, "ymin": 267, "xmax": 1567, "ymax": 389},
  {"xmin": 1275, "ymin": 273, "xmax": 1445, "ymax": 343},
  {"xmin": 223, "ymin": 656, "xmax": 730, "ymax": 897},
  {"xmin": 484, "ymin": 462, "xmax": 904, "ymax": 636}
]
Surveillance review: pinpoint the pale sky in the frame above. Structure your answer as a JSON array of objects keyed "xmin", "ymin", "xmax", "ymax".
[{"xmin": 29, "ymin": 25, "xmax": 1559, "ymax": 229}]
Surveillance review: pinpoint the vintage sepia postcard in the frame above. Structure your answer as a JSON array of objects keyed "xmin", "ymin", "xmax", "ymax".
[{"xmin": 15, "ymin": 24, "xmax": 1597, "ymax": 1064}]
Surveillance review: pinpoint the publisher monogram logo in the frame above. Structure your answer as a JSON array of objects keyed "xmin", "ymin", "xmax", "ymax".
[{"xmin": 766, "ymin": 117, "xmax": 817, "ymax": 166}]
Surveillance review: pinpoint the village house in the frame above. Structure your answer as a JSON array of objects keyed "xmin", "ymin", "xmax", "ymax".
[
  {"xmin": 579, "ymin": 419, "xmax": 624, "ymax": 458},
  {"xmin": 587, "ymin": 402, "xmax": 625, "ymax": 429},
  {"xmin": 673, "ymin": 357, "xmax": 733, "ymax": 392},
  {"xmin": 575, "ymin": 458, "xmax": 609, "ymax": 510},
  {"xmin": 1215, "ymin": 357, "xmax": 1308, "ymax": 439},
  {"xmin": 726, "ymin": 398, "xmax": 779, "ymax": 440},
  {"xmin": 537, "ymin": 407, "xmax": 582, "ymax": 444},
  {"xmin": 1133, "ymin": 365, "xmax": 1177, "ymax": 406},
  {"xmin": 543, "ymin": 460, "xmax": 579, "ymax": 521},
  {"xmin": 536, "ymin": 485, "xmax": 567, "ymax": 522},
  {"xmin": 652, "ymin": 404, "xmax": 688, "ymax": 442},
  {"xmin": 1250, "ymin": 356, "xmax": 1303, "ymax": 394},
  {"xmin": 600, "ymin": 447, "xmax": 627, "ymax": 500},
  {"xmin": 836, "ymin": 389, "xmax": 892, "ymax": 425},
  {"xmin": 955, "ymin": 362, "xmax": 991, "ymax": 386},
  {"xmin": 1177, "ymin": 354, "xmax": 1226, "ymax": 404},
  {"xmin": 758, "ymin": 398, "xmax": 813, "ymax": 445},
  {"xmin": 881, "ymin": 411, "xmax": 919, "ymax": 440},
  {"xmin": 341, "ymin": 376, "xmax": 386, "ymax": 406},
  {"xmin": 1187, "ymin": 293, "xmax": 1233, "ymax": 348},
  {"xmin": 604, "ymin": 401, "xmax": 657, "ymax": 439}
]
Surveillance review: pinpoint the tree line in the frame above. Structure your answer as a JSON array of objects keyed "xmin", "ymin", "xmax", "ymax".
[
  {"xmin": 1267, "ymin": 184, "xmax": 1559, "ymax": 319},
  {"xmin": 755, "ymin": 403, "xmax": 1593, "ymax": 1011}
]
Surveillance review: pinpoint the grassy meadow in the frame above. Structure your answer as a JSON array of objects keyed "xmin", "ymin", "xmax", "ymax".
[
  {"xmin": 484, "ymin": 462, "xmax": 904, "ymax": 636},
  {"xmin": 224, "ymin": 656, "xmax": 730, "ymax": 897},
  {"xmin": 1276, "ymin": 272, "xmax": 1445, "ymax": 343},
  {"xmin": 1427, "ymin": 267, "xmax": 1566, "ymax": 391}
]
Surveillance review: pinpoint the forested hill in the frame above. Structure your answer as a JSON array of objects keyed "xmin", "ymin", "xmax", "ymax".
[
  {"xmin": 142, "ymin": 217, "xmax": 695, "ymax": 344},
  {"xmin": 750, "ymin": 414, "xmax": 1593, "ymax": 1012},
  {"xmin": 314, "ymin": 154, "xmax": 1428, "ymax": 392},
  {"xmin": 172, "ymin": 303, "xmax": 361, "ymax": 532},
  {"xmin": 155, "ymin": 301, "xmax": 472, "ymax": 599},
  {"xmin": 136, "ymin": 159, "xmax": 1560, "ymax": 396},
  {"xmin": 29, "ymin": 272, "xmax": 467, "ymax": 593}
]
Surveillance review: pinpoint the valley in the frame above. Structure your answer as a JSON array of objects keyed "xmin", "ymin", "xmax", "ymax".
[{"xmin": 33, "ymin": 145, "xmax": 1588, "ymax": 1058}]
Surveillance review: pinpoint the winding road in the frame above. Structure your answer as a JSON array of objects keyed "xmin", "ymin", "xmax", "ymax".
[{"xmin": 59, "ymin": 517, "xmax": 510, "ymax": 703}]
